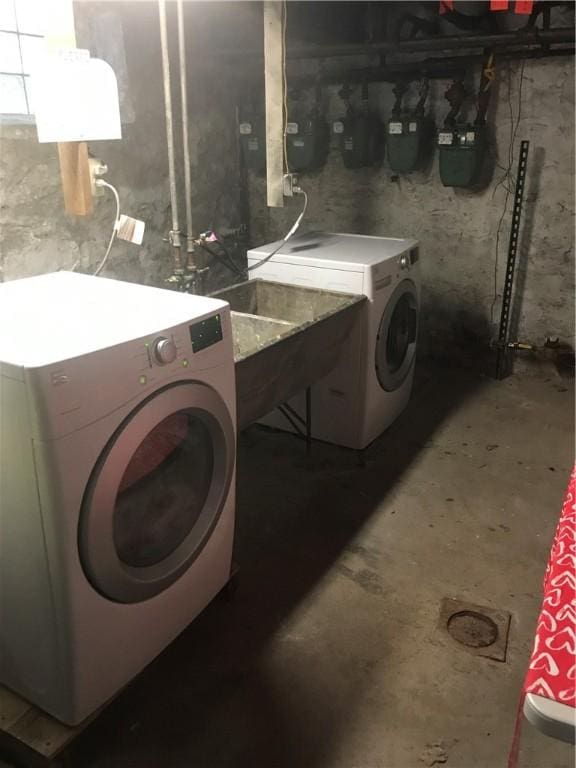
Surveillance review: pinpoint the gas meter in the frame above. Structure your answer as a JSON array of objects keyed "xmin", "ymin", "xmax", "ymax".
[
  {"xmin": 386, "ymin": 80, "xmax": 434, "ymax": 173},
  {"xmin": 438, "ymin": 59, "xmax": 494, "ymax": 188},
  {"xmin": 333, "ymin": 84, "xmax": 383, "ymax": 169},
  {"xmin": 438, "ymin": 125, "xmax": 487, "ymax": 187},
  {"xmin": 238, "ymin": 116, "xmax": 266, "ymax": 175},
  {"xmin": 286, "ymin": 105, "xmax": 329, "ymax": 173}
]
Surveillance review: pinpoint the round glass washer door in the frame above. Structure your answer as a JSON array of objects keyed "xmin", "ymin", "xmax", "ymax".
[
  {"xmin": 375, "ymin": 279, "xmax": 419, "ymax": 392},
  {"xmin": 79, "ymin": 382, "xmax": 235, "ymax": 604}
]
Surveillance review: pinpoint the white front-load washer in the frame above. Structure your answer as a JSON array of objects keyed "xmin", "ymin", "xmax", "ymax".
[
  {"xmin": 0, "ymin": 272, "xmax": 236, "ymax": 725},
  {"xmin": 247, "ymin": 232, "xmax": 420, "ymax": 449}
]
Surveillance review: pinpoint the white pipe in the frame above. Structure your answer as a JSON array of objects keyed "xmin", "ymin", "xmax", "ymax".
[
  {"xmin": 158, "ymin": 0, "xmax": 182, "ymax": 265},
  {"xmin": 177, "ymin": 0, "xmax": 195, "ymax": 257}
]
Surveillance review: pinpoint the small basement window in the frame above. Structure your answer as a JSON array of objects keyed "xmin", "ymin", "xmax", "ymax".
[{"xmin": 0, "ymin": 0, "xmax": 45, "ymax": 120}]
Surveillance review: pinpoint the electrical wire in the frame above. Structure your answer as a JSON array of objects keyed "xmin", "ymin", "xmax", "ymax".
[
  {"xmin": 196, "ymin": 241, "xmax": 245, "ymax": 279},
  {"xmin": 248, "ymin": 190, "xmax": 308, "ymax": 272},
  {"xmin": 93, "ymin": 180, "xmax": 121, "ymax": 277},
  {"xmin": 490, "ymin": 60, "xmax": 525, "ymax": 325}
]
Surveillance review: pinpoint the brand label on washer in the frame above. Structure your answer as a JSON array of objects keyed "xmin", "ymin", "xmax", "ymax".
[
  {"xmin": 286, "ymin": 122, "xmax": 299, "ymax": 134},
  {"xmin": 438, "ymin": 131, "xmax": 453, "ymax": 145},
  {"xmin": 239, "ymin": 122, "xmax": 252, "ymax": 135},
  {"xmin": 388, "ymin": 121, "xmax": 403, "ymax": 135}
]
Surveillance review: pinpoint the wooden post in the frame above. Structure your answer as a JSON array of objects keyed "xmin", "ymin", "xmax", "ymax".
[
  {"xmin": 57, "ymin": 142, "xmax": 93, "ymax": 216},
  {"xmin": 263, "ymin": 1, "xmax": 284, "ymax": 208}
]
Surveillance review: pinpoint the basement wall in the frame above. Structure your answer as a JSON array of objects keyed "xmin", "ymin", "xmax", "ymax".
[
  {"xmin": 247, "ymin": 56, "xmax": 575, "ymax": 366},
  {"xmin": 0, "ymin": 1, "xmax": 247, "ymax": 293}
]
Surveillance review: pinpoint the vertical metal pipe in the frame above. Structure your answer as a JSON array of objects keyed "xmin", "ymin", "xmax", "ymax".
[
  {"xmin": 263, "ymin": 0, "xmax": 285, "ymax": 208},
  {"xmin": 177, "ymin": 0, "xmax": 195, "ymax": 261},
  {"xmin": 158, "ymin": 0, "xmax": 182, "ymax": 269}
]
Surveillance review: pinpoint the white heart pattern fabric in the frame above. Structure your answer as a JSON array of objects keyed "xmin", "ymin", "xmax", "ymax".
[
  {"xmin": 529, "ymin": 652, "xmax": 559, "ymax": 676},
  {"xmin": 556, "ymin": 604, "xmax": 576, "ymax": 624},
  {"xmin": 545, "ymin": 627, "xmax": 576, "ymax": 655},
  {"xmin": 551, "ymin": 570, "xmax": 576, "ymax": 589},
  {"xmin": 543, "ymin": 588, "xmax": 562, "ymax": 608},
  {"xmin": 537, "ymin": 609, "xmax": 557, "ymax": 633},
  {"xmin": 525, "ymin": 677, "xmax": 555, "ymax": 699},
  {"xmin": 523, "ymin": 466, "xmax": 576, "ymax": 710}
]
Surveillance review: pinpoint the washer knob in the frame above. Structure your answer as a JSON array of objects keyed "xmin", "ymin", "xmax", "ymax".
[
  {"xmin": 400, "ymin": 253, "xmax": 410, "ymax": 270},
  {"xmin": 153, "ymin": 337, "xmax": 177, "ymax": 365}
]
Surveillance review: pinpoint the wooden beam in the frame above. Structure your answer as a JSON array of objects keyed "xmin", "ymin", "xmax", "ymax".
[
  {"xmin": 263, "ymin": 1, "xmax": 284, "ymax": 208},
  {"xmin": 57, "ymin": 142, "xmax": 93, "ymax": 216}
]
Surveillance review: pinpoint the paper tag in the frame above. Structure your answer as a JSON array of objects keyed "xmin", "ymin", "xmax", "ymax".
[
  {"xmin": 388, "ymin": 122, "xmax": 403, "ymax": 135},
  {"xmin": 466, "ymin": 131, "xmax": 476, "ymax": 143},
  {"xmin": 438, "ymin": 131, "xmax": 453, "ymax": 146},
  {"xmin": 408, "ymin": 121, "xmax": 418, "ymax": 133},
  {"xmin": 116, "ymin": 215, "xmax": 145, "ymax": 245}
]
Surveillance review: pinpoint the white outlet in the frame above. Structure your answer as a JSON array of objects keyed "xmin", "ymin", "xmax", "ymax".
[{"xmin": 88, "ymin": 158, "xmax": 108, "ymax": 197}]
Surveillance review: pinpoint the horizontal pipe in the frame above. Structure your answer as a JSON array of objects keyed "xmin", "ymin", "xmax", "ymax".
[
  {"xmin": 213, "ymin": 27, "xmax": 575, "ymax": 59},
  {"xmin": 289, "ymin": 46, "xmax": 575, "ymax": 87}
]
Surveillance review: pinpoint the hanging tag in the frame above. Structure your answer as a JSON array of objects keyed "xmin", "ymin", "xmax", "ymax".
[{"xmin": 116, "ymin": 215, "xmax": 145, "ymax": 245}]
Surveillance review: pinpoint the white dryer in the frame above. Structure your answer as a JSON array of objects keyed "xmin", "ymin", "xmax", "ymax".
[
  {"xmin": 0, "ymin": 272, "xmax": 236, "ymax": 725},
  {"xmin": 247, "ymin": 232, "xmax": 420, "ymax": 449}
]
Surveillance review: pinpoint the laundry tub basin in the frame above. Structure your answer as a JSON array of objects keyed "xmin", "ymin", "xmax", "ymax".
[{"xmin": 210, "ymin": 279, "xmax": 366, "ymax": 429}]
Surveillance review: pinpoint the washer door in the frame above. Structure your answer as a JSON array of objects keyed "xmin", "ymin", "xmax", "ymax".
[
  {"xmin": 375, "ymin": 279, "xmax": 419, "ymax": 392},
  {"xmin": 79, "ymin": 382, "xmax": 235, "ymax": 603}
]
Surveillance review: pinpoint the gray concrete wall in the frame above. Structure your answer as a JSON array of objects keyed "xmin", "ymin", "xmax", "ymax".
[
  {"xmin": 0, "ymin": 1, "xmax": 247, "ymax": 292},
  {"xmin": 247, "ymin": 57, "xmax": 575, "ymax": 364}
]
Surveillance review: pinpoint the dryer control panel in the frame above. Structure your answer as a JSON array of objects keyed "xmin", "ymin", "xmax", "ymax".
[{"xmin": 189, "ymin": 313, "xmax": 223, "ymax": 353}]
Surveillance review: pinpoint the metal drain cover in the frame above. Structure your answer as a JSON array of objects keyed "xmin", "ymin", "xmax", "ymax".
[
  {"xmin": 447, "ymin": 610, "xmax": 498, "ymax": 648},
  {"xmin": 439, "ymin": 598, "xmax": 511, "ymax": 662}
]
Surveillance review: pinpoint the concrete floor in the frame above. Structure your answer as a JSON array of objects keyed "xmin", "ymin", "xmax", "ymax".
[{"xmin": 48, "ymin": 370, "xmax": 574, "ymax": 766}]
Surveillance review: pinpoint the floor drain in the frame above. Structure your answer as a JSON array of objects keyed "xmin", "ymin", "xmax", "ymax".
[
  {"xmin": 447, "ymin": 610, "xmax": 499, "ymax": 648},
  {"xmin": 438, "ymin": 598, "xmax": 511, "ymax": 662}
]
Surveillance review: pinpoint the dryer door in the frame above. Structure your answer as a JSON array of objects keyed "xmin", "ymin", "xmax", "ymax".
[
  {"xmin": 79, "ymin": 382, "xmax": 235, "ymax": 603},
  {"xmin": 375, "ymin": 279, "xmax": 419, "ymax": 392}
]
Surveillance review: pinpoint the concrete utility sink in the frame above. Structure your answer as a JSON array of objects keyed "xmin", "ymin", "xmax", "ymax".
[
  {"xmin": 210, "ymin": 279, "xmax": 366, "ymax": 429},
  {"xmin": 230, "ymin": 312, "xmax": 295, "ymax": 360}
]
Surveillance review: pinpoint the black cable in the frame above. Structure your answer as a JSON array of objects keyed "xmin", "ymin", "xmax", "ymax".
[
  {"xmin": 196, "ymin": 242, "xmax": 245, "ymax": 279},
  {"xmin": 212, "ymin": 236, "xmax": 235, "ymax": 264}
]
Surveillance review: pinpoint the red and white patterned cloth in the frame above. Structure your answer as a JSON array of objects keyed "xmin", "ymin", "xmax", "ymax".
[{"xmin": 523, "ymin": 465, "xmax": 576, "ymax": 707}]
